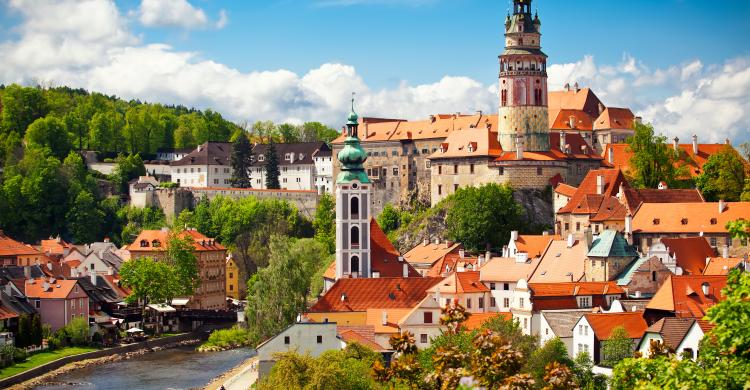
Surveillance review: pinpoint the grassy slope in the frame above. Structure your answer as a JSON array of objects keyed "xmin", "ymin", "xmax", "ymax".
[{"xmin": 0, "ymin": 346, "xmax": 99, "ymax": 379}]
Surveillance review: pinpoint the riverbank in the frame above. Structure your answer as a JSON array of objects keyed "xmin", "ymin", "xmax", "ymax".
[
  {"xmin": 202, "ymin": 355, "xmax": 257, "ymax": 390},
  {"xmin": 5, "ymin": 336, "xmax": 201, "ymax": 390}
]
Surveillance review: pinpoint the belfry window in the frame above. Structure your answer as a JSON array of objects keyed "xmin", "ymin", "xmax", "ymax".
[
  {"xmin": 351, "ymin": 226, "xmax": 360, "ymax": 247},
  {"xmin": 350, "ymin": 196, "xmax": 359, "ymax": 218},
  {"xmin": 351, "ymin": 256, "xmax": 360, "ymax": 274}
]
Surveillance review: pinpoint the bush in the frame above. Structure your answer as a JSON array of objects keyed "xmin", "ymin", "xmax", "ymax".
[
  {"xmin": 103, "ymin": 158, "xmax": 115, "ymax": 163},
  {"xmin": 12, "ymin": 348, "xmax": 27, "ymax": 363},
  {"xmin": 198, "ymin": 326, "xmax": 251, "ymax": 352},
  {"xmin": 158, "ymin": 182, "xmax": 179, "ymax": 189}
]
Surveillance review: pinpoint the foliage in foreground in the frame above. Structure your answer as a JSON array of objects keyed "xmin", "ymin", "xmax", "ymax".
[{"xmin": 198, "ymin": 326, "xmax": 252, "ymax": 352}]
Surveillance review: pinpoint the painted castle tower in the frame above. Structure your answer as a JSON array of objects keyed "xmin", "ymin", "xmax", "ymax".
[
  {"xmin": 497, "ymin": 0, "xmax": 550, "ymax": 152},
  {"xmin": 335, "ymin": 97, "xmax": 372, "ymax": 279}
]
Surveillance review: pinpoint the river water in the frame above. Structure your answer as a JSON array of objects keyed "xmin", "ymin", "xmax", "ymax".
[{"xmin": 32, "ymin": 346, "xmax": 254, "ymax": 390}]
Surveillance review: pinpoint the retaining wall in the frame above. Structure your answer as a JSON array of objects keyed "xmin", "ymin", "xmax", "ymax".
[{"xmin": 0, "ymin": 332, "xmax": 200, "ymax": 388}]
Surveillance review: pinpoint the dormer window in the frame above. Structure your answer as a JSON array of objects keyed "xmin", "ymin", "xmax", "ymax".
[
  {"xmin": 681, "ymin": 218, "xmax": 688, "ymax": 225},
  {"xmin": 140, "ymin": 240, "xmax": 149, "ymax": 247},
  {"xmin": 653, "ymin": 218, "xmax": 660, "ymax": 225},
  {"xmin": 258, "ymin": 155, "xmax": 265, "ymax": 162},
  {"xmin": 710, "ymin": 218, "xmax": 717, "ymax": 225},
  {"xmin": 151, "ymin": 240, "xmax": 161, "ymax": 248},
  {"xmin": 285, "ymin": 153, "xmax": 291, "ymax": 161}
]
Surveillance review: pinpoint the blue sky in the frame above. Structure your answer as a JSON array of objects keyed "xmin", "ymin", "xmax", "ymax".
[{"xmin": 0, "ymin": 0, "xmax": 749, "ymax": 143}]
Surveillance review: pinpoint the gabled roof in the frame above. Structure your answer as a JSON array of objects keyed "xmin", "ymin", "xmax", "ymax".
[
  {"xmin": 584, "ymin": 312, "xmax": 648, "ymax": 340},
  {"xmin": 529, "ymin": 239, "xmax": 588, "ymax": 283},
  {"xmin": 632, "ymin": 202, "xmax": 750, "ymax": 234},
  {"xmin": 39, "ymin": 237, "xmax": 73, "ymax": 256},
  {"xmin": 369, "ymin": 219, "xmax": 421, "ymax": 278},
  {"xmin": 661, "ymin": 237, "xmax": 716, "ymax": 275},
  {"xmin": 25, "ymin": 278, "xmax": 80, "ymax": 299},
  {"xmin": 403, "ymin": 241, "xmax": 461, "ymax": 266},
  {"xmin": 615, "ymin": 256, "xmax": 669, "ymax": 287},
  {"xmin": 127, "ymin": 229, "xmax": 226, "ymax": 252},
  {"xmin": 0, "ymin": 285, "xmax": 36, "ymax": 316},
  {"xmin": 74, "ymin": 276, "xmax": 122, "ymax": 305},
  {"xmin": 516, "ymin": 234, "xmax": 560, "ymax": 259},
  {"xmin": 646, "ymin": 275, "xmax": 727, "ymax": 317},
  {"xmin": 249, "ymin": 142, "xmax": 330, "ymax": 166},
  {"xmin": 427, "ymin": 253, "xmax": 477, "ymax": 277},
  {"xmin": 332, "ymin": 114, "xmax": 495, "ymax": 144},
  {"xmin": 548, "ymin": 109, "xmax": 594, "ymax": 131},
  {"xmin": 602, "ymin": 143, "xmax": 736, "ymax": 178},
  {"xmin": 428, "ymin": 126, "xmax": 502, "ymax": 160},
  {"xmin": 593, "ymin": 107, "xmax": 635, "ymax": 130},
  {"xmin": 703, "ymin": 257, "xmax": 743, "ymax": 275},
  {"xmin": 0, "ymin": 233, "xmax": 43, "ymax": 258},
  {"xmin": 427, "ymin": 271, "xmax": 489, "ymax": 294},
  {"xmin": 529, "ymin": 281, "xmax": 624, "ymax": 297},
  {"xmin": 587, "ymin": 230, "xmax": 638, "ymax": 258},
  {"xmin": 620, "ymin": 188, "xmax": 704, "ymax": 214},
  {"xmin": 558, "ymin": 169, "xmax": 629, "ymax": 214},
  {"xmin": 337, "ymin": 326, "xmax": 386, "ymax": 351},
  {"xmin": 0, "ymin": 265, "xmax": 45, "ymax": 281},
  {"xmin": 541, "ymin": 309, "xmax": 593, "ymax": 338},
  {"xmin": 480, "ymin": 256, "xmax": 540, "ymax": 283},
  {"xmin": 171, "ymin": 142, "xmax": 232, "ymax": 167},
  {"xmin": 554, "ymin": 183, "xmax": 578, "ymax": 198},
  {"xmin": 644, "ymin": 317, "xmax": 695, "ymax": 349},
  {"xmin": 308, "ymin": 277, "xmax": 442, "ymax": 313},
  {"xmin": 589, "ymin": 196, "xmax": 628, "ymax": 222},
  {"xmin": 548, "ymin": 88, "xmax": 604, "ymax": 119},
  {"xmin": 463, "ymin": 312, "xmax": 512, "ymax": 331}
]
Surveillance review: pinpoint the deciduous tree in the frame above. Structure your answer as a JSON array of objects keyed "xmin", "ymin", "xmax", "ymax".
[
  {"xmin": 696, "ymin": 146, "xmax": 747, "ymax": 201},
  {"xmin": 626, "ymin": 122, "xmax": 684, "ymax": 188},
  {"xmin": 601, "ymin": 326, "xmax": 633, "ymax": 367}
]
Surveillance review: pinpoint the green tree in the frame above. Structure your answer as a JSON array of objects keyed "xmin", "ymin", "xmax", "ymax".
[
  {"xmin": 230, "ymin": 133, "xmax": 253, "ymax": 188},
  {"xmin": 25, "ymin": 117, "xmax": 72, "ymax": 160},
  {"xmin": 251, "ymin": 120, "xmax": 278, "ymax": 143},
  {"xmin": 696, "ymin": 146, "xmax": 747, "ymax": 201},
  {"xmin": 65, "ymin": 317, "xmax": 90, "ymax": 346},
  {"xmin": 110, "ymin": 154, "xmax": 146, "ymax": 194},
  {"xmin": 264, "ymin": 142, "xmax": 281, "ymax": 189},
  {"xmin": 301, "ymin": 121, "xmax": 340, "ymax": 143},
  {"xmin": 481, "ymin": 315, "xmax": 539, "ymax": 361},
  {"xmin": 120, "ymin": 257, "xmax": 180, "ymax": 328},
  {"xmin": 30, "ymin": 314, "xmax": 43, "ymax": 346},
  {"xmin": 525, "ymin": 337, "xmax": 574, "ymax": 384},
  {"xmin": 166, "ymin": 233, "xmax": 201, "ymax": 297},
  {"xmin": 66, "ymin": 191, "xmax": 104, "ymax": 243},
  {"xmin": 626, "ymin": 122, "xmax": 684, "ymax": 188},
  {"xmin": 600, "ymin": 326, "xmax": 633, "ymax": 367},
  {"xmin": 89, "ymin": 111, "xmax": 125, "ymax": 154},
  {"xmin": 312, "ymin": 193, "xmax": 336, "ymax": 253},
  {"xmin": 377, "ymin": 203, "xmax": 401, "ymax": 234},
  {"xmin": 64, "ymin": 111, "xmax": 88, "ymax": 151},
  {"xmin": 277, "ymin": 123, "xmax": 301, "ymax": 143},
  {"xmin": 741, "ymin": 177, "xmax": 750, "ymax": 201},
  {"xmin": 445, "ymin": 183, "xmax": 524, "ymax": 251},
  {"xmin": 0, "ymin": 84, "xmax": 48, "ymax": 137},
  {"xmin": 572, "ymin": 352, "xmax": 606, "ymax": 390},
  {"xmin": 16, "ymin": 314, "xmax": 30, "ymax": 348}
]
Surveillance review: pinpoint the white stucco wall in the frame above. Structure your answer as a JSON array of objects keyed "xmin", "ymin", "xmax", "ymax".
[
  {"xmin": 256, "ymin": 322, "xmax": 340, "ymax": 362},
  {"xmin": 572, "ymin": 316, "xmax": 595, "ymax": 359}
]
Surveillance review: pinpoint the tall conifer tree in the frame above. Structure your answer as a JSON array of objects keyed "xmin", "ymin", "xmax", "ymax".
[
  {"xmin": 265, "ymin": 142, "xmax": 280, "ymax": 189},
  {"xmin": 230, "ymin": 133, "xmax": 253, "ymax": 188}
]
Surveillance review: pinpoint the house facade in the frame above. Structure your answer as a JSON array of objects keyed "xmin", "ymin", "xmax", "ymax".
[
  {"xmin": 171, "ymin": 142, "xmax": 233, "ymax": 188},
  {"xmin": 25, "ymin": 278, "xmax": 88, "ymax": 332}
]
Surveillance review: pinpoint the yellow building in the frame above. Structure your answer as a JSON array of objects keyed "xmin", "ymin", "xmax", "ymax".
[{"xmin": 226, "ymin": 256, "xmax": 241, "ymax": 300}]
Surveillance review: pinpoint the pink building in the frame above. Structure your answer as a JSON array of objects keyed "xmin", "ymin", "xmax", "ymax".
[{"xmin": 25, "ymin": 278, "xmax": 89, "ymax": 332}]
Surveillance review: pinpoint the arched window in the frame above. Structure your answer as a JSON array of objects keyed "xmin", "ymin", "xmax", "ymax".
[
  {"xmin": 350, "ymin": 196, "xmax": 360, "ymax": 218},
  {"xmin": 351, "ymin": 256, "xmax": 360, "ymax": 274},
  {"xmin": 351, "ymin": 226, "xmax": 360, "ymax": 247},
  {"xmin": 501, "ymin": 89, "xmax": 508, "ymax": 107}
]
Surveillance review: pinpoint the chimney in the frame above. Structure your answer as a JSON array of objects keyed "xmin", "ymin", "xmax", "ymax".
[
  {"xmin": 608, "ymin": 147, "xmax": 614, "ymax": 164},
  {"xmin": 719, "ymin": 199, "xmax": 726, "ymax": 213},
  {"xmin": 617, "ymin": 182, "xmax": 625, "ymax": 200},
  {"xmin": 692, "ymin": 134, "xmax": 698, "ymax": 155},
  {"xmin": 596, "ymin": 174, "xmax": 605, "ymax": 195},
  {"xmin": 634, "ymin": 116, "xmax": 642, "ymax": 124},
  {"xmin": 574, "ymin": 82, "xmax": 580, "ymax": 92},
  {"xmin": 477, "ymin": 255, "xmax": 484, "ymax": 267},
  {"xmin": 701, "ymin": 282, "xmax": 710, "ymax": 296},
  {"xmin": 560, "ymin": 131, "xmax": 566, "ymax": 151},
  {"xmin": 161, "ymin": 227, "xmax": 169, "ymax": 233},
  {"xmin": 42, "ymin": 281, "xmax": 50, "ymax": 291},
  {"xmin": 722, "ymin": 246, "xmax": 729, "ymax": 259},
  {"xmin": 564, "ymin": 82, "xmax": 570, "ymax": 91},
  {"xmin": 567, "ymin": 233, "xmax": 575, "ymax": 248},
  {"xmin": 434, "ymin": 287, "xmax": 441, "ymax": 303},
  {"xmin": 430, "ymin": 115, "xmax": 436, "ymax": 123},
  {"xmin": 459, "ymin": 249, "xmax": 465, "ymax": 259},
  {"xmin": 584, "ymin": 228, "xmax": 593, "ymax": 250},
  {"xmin": 108, "ymin": 266, "xmax": 114, "ymax": 276},
  {"xmin": 673, "ymin": 137, "xmax": 679, "ymax": 151},
  {"xmin": 90, "ymin": 271, "xmax": 97, "ymax": 286},
  {"xmin": 516, "ymin": 136, "xmax": 524, "ymax": 160},
  {"xmin": 568, "ymin": 115, "xmax": 576, "ymax": 129},
  {"xmin": 434, "ymin": 237, "xmax": 440, "ymax": 245},
  {"xmin": 403, "ymin": 263, "xmax": 409, "ymax": 278},
  {"xmin": 24, "ymin": 266, "xmax": 31, "ymax": 280},
  {"xmin": 486, "ymin": 251, "xmax": 491, "ymax": 263},
  {"xmin": 364, "ymin": 122, "xmax": 369, "ymax": 139},
  {"xmin": 510, "ymin": 231, "xmax": 519, "ymax": 242},
  {"xmin": 725, "ymin": 138, "xmax": 731, "ymax": 145},
  {"xmin": 381, "ymin": 310, "xmax": 388, "ymax": 326},
  {"xmin": 422, "ymin": 238, "xmax": 429, "ymax": 247},
  {"xmin": 598, "ymin": 102, "xmax": 605, "ymax": 115},
  {"xmin": 515, "ymin": 252, "xmax": 529, "ymax": 264}
]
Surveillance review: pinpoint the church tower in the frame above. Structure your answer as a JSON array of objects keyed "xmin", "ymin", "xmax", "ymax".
[
  {"xmin": 498, "ymin": 0, "xmax": 550, "ymax": 152},
  {"xmin": 335, "ymin": 96, "xmax": 372, "ymax": 279}
]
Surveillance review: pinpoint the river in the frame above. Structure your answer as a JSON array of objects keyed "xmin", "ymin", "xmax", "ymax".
[{"xmin": 32, "ymin": 346, "xmax": 254, "ymax": 390}]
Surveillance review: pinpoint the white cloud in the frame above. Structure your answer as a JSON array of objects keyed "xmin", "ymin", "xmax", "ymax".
[
  {"xmin": 0, "ymin": 0, "xmax": 747, "ymax": 145},
  {"xmin": 138, "ymin": 0, "xmax": 219, "ymax": 29},
  {"xmin": 215, "ymin": 9, "xmax": 229, "ymax": 29}
]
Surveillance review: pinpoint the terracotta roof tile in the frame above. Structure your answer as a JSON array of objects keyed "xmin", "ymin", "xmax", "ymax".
[
  {"xmin": 594, "ymin": 107, "xmax": 635, "ymax": 130},
  {"xmin": 646, "ymin": 275, "xmax": 727, "ymax": 317},
  {"xmin": 127, "ymin": 229, "xmax": 226, "ymax": 252},
  {"xmin": 548, "ymin": 88, "xmax": 604, "ymax": 119},
  {"xmin": 308, "ymin": 277, "xmax": 442, "ymax": 313},
  {"xmin": 463, "ymin": 312, "xmax": 512, "ymax": 331},
  {"xmin": 621, "ymin": 188, "xmax": 704, "ymax": 214},
  {"xmin": 427, "ymin": 271, "xmax": 489, "ymax": 294},
  {"xmin": 39, "ymin": 238, "xmax": 73, "ymax": 256},
  {"xmin": 366, "ymin": 308, "xmax": 412, "ymax": 334},
  {"xmin": 0, "ymin": 233, "xmax": 43, "ymax": 257},
  {"xmin": 632, "ymin": 202, "xmax": 750, "ymax": 234},
  {"xmin": 25, "ymin": 278, "xmax": 79, "ymax": 299},
  {"xmin": 337, "ymin": 326, "xmax": 386, "ymax": 351},
  {"xmin": 369, "ymin": 219, "xmax": 420, "ymax": 278},
  {"xmin": 549, "ymin": 109, "xmax": 594, "ymax": 131},
  {"xmin": 403, "ymin": 242, "xmax": 462, "ymax": 266},
  {"xmin": 589, "ymin": 196, "xmax": 628, "ymax": 222},
  {"xmin": 480, "ymin": 256, "xmax": 540, "ymax": 282},
  {"xmin": 585, "ymin": 312, "xmax": 648, "ymax": 340},
  {"xmin": 426, "ymin": 253, "xmax": 477, "ymax": 277},
  {"xmin": 558, "ymin": 169, "xmax": 628, "ymax": 214},
  {"xmin": 661, "ymin": 237, "xmax": 716, "ymax": 275},
  {"xmin": 516, "ymin": 235, "xmax": 560, "ymax": 258},
  {"xmin": 554, "ymin": 183, "xmax": 578, "ymax": 198},
  {"xmin": 529, "ymin": 239, "xmax": 588, "ymax": 283},
  {"xmin": 703, "ymin": 257, "xmax": 742, "ymax": 275},
  {"xmin": 529, "ymin": 281, "xmax": 624, "ymax": 297},
  {"xmin": 644, "ymin": 317, "xmax": 695, "ymax": 349},
  {"xmin": 429, "ymin": 126, "xmax": 502, "ymax": 160},
  {"xmin": 602, "ymin": 143, "xmax": 737, "ymax": 178}
]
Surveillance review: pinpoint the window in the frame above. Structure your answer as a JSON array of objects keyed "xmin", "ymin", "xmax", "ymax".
[
  {"xmin": 537, "ymin": 167, "xmax": 543, "ymax": 175},
  {"xmin": 578, "ymin": 297, "xmax": 591, "ymax": 308},
  {"xmin": 710, "ymin": 237, "xmax": 717, "ymax": 247},
  {"xmin": 576, "ymin": 222, "xmax": 581, "ymax": 231},
  {"xmin": 519, "ymin": 298, "xmax": 525, "ymax": 308},
  {"xmin": 350, "ymin": 256, "xmax": 360, "ymax": 274},
  {"xmin": 437, "ymin": 185, "xmax": 442, "ymax": 195},
  {"xmin": 214, "ymin": 168, "xmax": 218, "ymax": 173},
  {"xmin": 191, "ymin": 168, "xmax": 194, "ymax": 173},
  {"xmin": 470, "ymin": 164, "xmax": 475, "ymax": 174},
  {"xmin": 503, "ymin": 283, "xmax": 510, "ymax": 291},
  {"xmin": 478, "ymin": 297, "xmax": 484, "ymax": 309},
  {"xmin": 490, "ymin": 297, "xmax": 496, "ymax": 307},
  {"xmin": 393, "ymin": 167, "xmax": 399, "ymax": 176},
  {"xmin": 578, "ymin": 343, "xmax": 582, "ymax": 352},
  {"xmin": 741, "ymin": 237, "xmax": 748, "ymax": 247},
  {"xmin": 466, "ymin": 298, "xmax": 472, "ymax": 309},
  {"xmin": 453, "ymin": 165, "xmax": 458, "ymax": 174},
  {"xmin": 564, "ymin": 223, "xmax": 570, "ymax": 231},
  {"xmin": 229, "ymin": 284, "xmax": 233, "ymax": 291},
  {"xmin": 316, "ymin": 335, "xmax": 323, "ymax": 344},
  {"xmin": 503, "ymin": 298, "xmax": 510, "ymax": 308},
  {"xmin": 523, "ymin": 318, "xmax": 528, "ymax": 329},
  {"xmin": 176, "ymin": 169, "xmax": 181, "ymax": 174},
  {"xmin": 584, "ymin": 344, "xmax": 589, "ymax": 353},
  {"xmin": 79, "ymin": 298, "xmax": 83, "ymax": 308},
  {"xmin": 197, "ymin": 168, "xmax": 201, "ymax": 173},
  {"xmin": 498, "ymin": 167, "xmax": 504, "ymax": 175},
  {"xmin": 420, "ymin": 334, "xmax": 428, "ymax": 344},
  {"xmin": 725, "ymin": 236, "xmax": 732, "ymax": 246},
  {"xmin": 438, "ymin": 165, "xmax": 442, "ymax": 175},
  {"xmin": 584, "ymin": 326, "xmax": 589, "ymax": 336},
  {"xmin": 545, "ymin": 328, "xmax": 549, "ymax": 335},
  {"xmin": 490, "ymin": 283, "xmax": 496, "ymax": 290},
  {"xmin": 213, "ymin": 179, "xmax": 219, "ymax": 184},
  {"xmin": 284, "ymin": 335, "xmax": 290, "ymax": 345},
  {"xmin": 501, "ymin": 89, "xmax": 508, "ymax": 106},
  {"xmin": 454, "ymin": 184, "xmax": 459, "ymax": 192},
  {"xmin": 579, "ymin": 325, "xmax": 583, "ymax": 335},
  {"xmin": 35, "ymin": 300, "xmax": 40, "ymax": 309},
  {"xmin": 423, "ymin": 312, "xmax": 433, "ymax": 324},
  {"xmin": 71, "ymin": 300, "xmax": 75, "ymax": 309},
  {"xmin": 350, "ymin": 196, "xmax": 359, "ymax": 218}
]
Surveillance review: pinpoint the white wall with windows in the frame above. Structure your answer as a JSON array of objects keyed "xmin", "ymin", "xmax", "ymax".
[
  {"xmin": 172, "ymin": 164, "xmax": 233, "ymax": 188},
  {"xmin": 572, "ymin": 316, "xmax": 595, "ymax": 359}
]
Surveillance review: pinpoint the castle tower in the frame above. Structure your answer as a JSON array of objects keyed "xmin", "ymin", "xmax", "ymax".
[
  {"xmin": 335, "ymin": 96, "xmax": 372, "ymax": 279},
  {"xmin": 498, "ymin": 0, "xmax": 550, "ymax": 152}
]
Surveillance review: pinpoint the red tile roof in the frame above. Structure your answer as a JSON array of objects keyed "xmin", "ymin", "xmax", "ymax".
[
  {"xmin": 632, "ymin": 202, "xmax": 750, "ymax": 234},
  {"xmin": 620, "ymin": 188, "xmax": 704, "ymax": 214},
  {"xmin": 516, "ymin": 235, "xmax": 560, "ymax": 258},
  {"xmin": 370, "ymin": 219, "xmax": 421, "ymax": 278},
  {"xmin": 589, "ymin": 196, "xmax": 627, "ymax": 222},
  {"xmin": 39, "ymin": 238, "xmax": 73, "ymax": 256},
  {"xmin": 646, "ymin": 275, "xmax": 727, "ymax": 317},
  {"xmin": 308, "ymin": 277, "xmax": 442, "ymax": 313},
  {"xmin": 127, "ymin": 229, "xmax": 226, "ymax": 252},
  {"xmin": 403, "ymin": 242, "xmax": 462, "ymax": 266},
  {"xmin": 429, "ymin": 126, "xmax": 502, "ymax": 160},
  {"xmin": 0, "ymin": 233, "xmax": 43, "ymax": 257},
  {"xmin": 548, "ymin": 88, "xmax": 603, "ymax": 119},
  {"xmin": 602, "ymin": 143, "xmax": 735, "ymax": 178},
  {"xmin": 427, "ymin": 271, "xmax": 489, "ymax": 294},
  {"xmin": 644, "ymin": 318, "xmax": 695, "ymax": 349},
  {"xmin": 337, "ymin": 326, "xmax": 385, "ymax": 351},
  {"xmin": 463, "ymin": 312, "xmax": 512, "ymax": 331},
  {"xmin": 703, "ymin": 257, "xmax": 743, "ymax": 276},
  {"xmin": 594, "ymin": 107, "xmax": 635, "ymax": 130},
  {"xmin": 25, "ymin": 278, "xmax": 80, "ymax": 299},
  {"xmin": 661, "ymin": 237, "xmax": 716, "ymax": 275},
  {"xmin": 529, "ymin": 281, "xmax": 624, "ymax": 297},
  {"xmin": 558, "ymin": 169, "xmax": 629, "ymax": 214},
  {"xmin": 554, "ymin": 183, "xmax": 578, "ymax": 198},
  {"xmin": 585, "ymin": 312, "xmax": 648, "ymax": 340},
  {"xmin": 548, "ymin": 109, "xmax": 594, "ymax": 131},
  {"xmin": 426, "ymin": 253, "xmax": 477, "ymax": 277}
]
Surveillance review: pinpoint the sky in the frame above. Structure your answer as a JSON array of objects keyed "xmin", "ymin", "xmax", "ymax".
[{"xmin": 0, "ymin": 0, "xmax": 749, "ymax": 144}]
